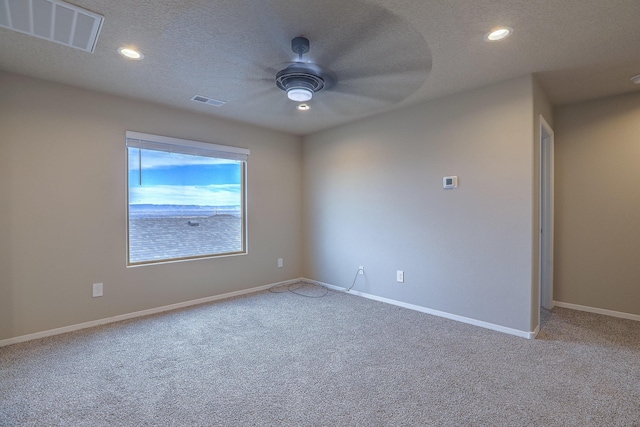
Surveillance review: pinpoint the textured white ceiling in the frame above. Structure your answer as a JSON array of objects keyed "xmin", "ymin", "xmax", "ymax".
[{"xmin": 1, "ymin": 0, "xmax": 639, "ymax": 135}]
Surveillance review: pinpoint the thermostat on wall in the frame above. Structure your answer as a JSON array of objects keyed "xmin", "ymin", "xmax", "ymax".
[{"xmin": 443, "ymin": 176, "xmax": 458, "ymax": 189}]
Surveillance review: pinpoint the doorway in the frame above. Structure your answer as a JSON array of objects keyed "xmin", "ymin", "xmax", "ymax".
[{"xmin": 540, "ymin": 115, "xmax": 554, "ymax": 310}]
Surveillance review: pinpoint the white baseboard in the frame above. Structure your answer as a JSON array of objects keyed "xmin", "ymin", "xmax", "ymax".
[
  {"xmin": 553, "ymin": 301, "xmax": 640, "ymax": 322},
  {"xmin": 0, "ymin": 278, "xmax": 303, "ymax": 348},
  {"xmin": 531, "ymin": 324, "xmax": 540, "ymax": 339},
  {"xmin": 305, "ymin": 279, "xmax": 537, "ymax": 339}
]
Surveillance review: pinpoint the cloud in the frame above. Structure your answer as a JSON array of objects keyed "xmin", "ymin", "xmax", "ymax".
[{"xmin": 129, "ymin": 184, "xmax": 241, "ymax": 206}]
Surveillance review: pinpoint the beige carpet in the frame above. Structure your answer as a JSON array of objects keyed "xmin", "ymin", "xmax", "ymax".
[{"xmin": 1, "ymin": 283, "xmax": 639, "ymax": 426}]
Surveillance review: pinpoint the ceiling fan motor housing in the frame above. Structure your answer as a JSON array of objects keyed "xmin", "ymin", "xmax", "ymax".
[
  {"xmin": 276, "ymin": 64, "xmax": 326, "ymax": 95},
  {"xmin": 275, "ymin": 37, "xmax": 335, "ymax": 101}
]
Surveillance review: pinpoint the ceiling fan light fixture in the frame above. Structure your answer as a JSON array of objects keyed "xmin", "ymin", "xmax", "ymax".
[
  {"xmin": 287, "ymin": 87, "xmax": 313, "ymax": 102},
  {"xmin": 484, "ymin": 27, "xmax": 513, "ymax": 41},
  {"xmin": 297, "ymin": 104, "xmax": 310, "ymax": 111}
]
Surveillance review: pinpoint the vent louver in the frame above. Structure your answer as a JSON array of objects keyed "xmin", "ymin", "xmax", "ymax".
[
  {"xmin": 0, "ymin": 0, "xmax": 103, "ymax": 53},
  {"xmin": 191, "ymin": 95, "xmax": 226, "ymax": 107}
]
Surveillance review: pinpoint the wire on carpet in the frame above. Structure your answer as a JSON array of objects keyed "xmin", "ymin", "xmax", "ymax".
[{"xmin": 268, "ymin": 267, "xmax": 363, "ymax": 298}]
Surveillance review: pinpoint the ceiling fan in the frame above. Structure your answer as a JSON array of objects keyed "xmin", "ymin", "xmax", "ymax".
[
  {"xmin": 275, "ymin": 36, "xmax": 336, "ymax": 102},
  {"xmin": 162, "ymin": 0, "xmax": 433, "ymax": 118}
]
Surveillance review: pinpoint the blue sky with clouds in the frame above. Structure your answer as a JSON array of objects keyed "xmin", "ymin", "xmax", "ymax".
[{"xmin": 128, "ymin": 148, "xmax": 242, "ymax": 206}]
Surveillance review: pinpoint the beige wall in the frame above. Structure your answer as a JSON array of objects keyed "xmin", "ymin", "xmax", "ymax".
[
  {"xmin": 0, "ymin": 72, "xmax": 303, "ymax": 340},
  {"xmin": 303, "ymin": 76, "xmax": 537, "ymax": 333},
  {"xmin": 554, "ymin": 92, "xmax": 640, "ymax": 315},
  {"xmin": 3, "ymin": 67, "xmax": 636, "ymax": 341}
]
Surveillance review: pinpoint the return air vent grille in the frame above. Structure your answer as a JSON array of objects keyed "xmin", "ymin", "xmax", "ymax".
[
  {"xmin": 0, "ymin": 0, "xmax": 104, "ymax": 52},
  {"xmin": 191, "ymin": 95, "xmax": 226, "ymax": 107}
]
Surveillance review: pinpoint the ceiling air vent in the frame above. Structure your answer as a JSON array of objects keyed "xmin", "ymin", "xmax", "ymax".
[
  {"xmin": 0, "ymin": 0, "xmax": 104, "ymax": 53},
  {"xmin": 191, "ymin": 95, "xmax": 226, "ymax": 107}
]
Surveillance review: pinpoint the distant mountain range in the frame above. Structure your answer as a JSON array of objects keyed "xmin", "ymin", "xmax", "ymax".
[{"xmin": 129, "ymin": 204, "xmax": 241, "ymax": 218}]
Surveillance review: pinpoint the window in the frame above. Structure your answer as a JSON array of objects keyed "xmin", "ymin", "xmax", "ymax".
[{"xmin": 126, "ymin": 131, "xmax": 249, "ymax": 265}]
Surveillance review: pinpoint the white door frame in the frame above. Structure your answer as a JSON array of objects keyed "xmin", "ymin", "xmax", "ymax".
[{"xmin": 539, "ymin": 115, "xmax": 555, "ymax": 310}]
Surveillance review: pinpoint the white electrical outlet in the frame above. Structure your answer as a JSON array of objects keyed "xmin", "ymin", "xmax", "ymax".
[
  {"xmin": 396, "ymin": 271, "xmax": 404, "ymax": 283},
  {"xmin": 92, "ymin": 283, "xmax": 103, "ymax": 297},
  {"xmin": 358, "ymin": 266, "xmax": 364, "ymax": 275},
  {"xmin": 277, "ymin": 258, "xmax": 283, "ymax": 268}
]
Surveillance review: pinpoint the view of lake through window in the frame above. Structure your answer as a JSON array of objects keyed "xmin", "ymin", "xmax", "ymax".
[{"xmin": 127, "ymin": 146, "xmax": 245, "ymax": 265}]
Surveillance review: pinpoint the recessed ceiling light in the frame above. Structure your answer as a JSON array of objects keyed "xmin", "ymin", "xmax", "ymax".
[
  {"xmin": 118, "ymin": 47, "xmax": 143, "ymax": 60},
  {"xmin": 630, "ymin": 74, "xmax": 640, "ymax": 85},
  {"xmin": 484, "ymin": 27, "xmax": 513, "ymax": 42},
  {"xmin": 297, "ymin": 104, "xmax": 310, "ymax": 111}
]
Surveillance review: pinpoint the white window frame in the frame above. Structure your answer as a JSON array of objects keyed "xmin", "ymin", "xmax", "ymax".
[{"xmin": 125, "ymin": 131, "xmax": 250, "ymax": 266}]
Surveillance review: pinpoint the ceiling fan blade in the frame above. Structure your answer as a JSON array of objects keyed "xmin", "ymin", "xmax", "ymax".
[
  {"xmin": 230, "ymin": 86, "xmax": 300, "ymax": 115},
  {"xmin": 336, "ymin": 61, "xmax": 432, "ymax": 83},
  {"xmin": 160, "ymin": 1, "xmax": 296, "ymax": 84},
  {"xmin": 310, "ymin": 90, "xmax": 389, "ymax": 116},
  {"xmin": 231, "ymin": 85, "xmax": 276, "ymax": 101},
  {"xmin": 312, "ymin": 7, "xmax": 392, "ymax": 66},
  {"xmin": 326, "ymin": 63, "xmax": 429, "ymax": 105},
  {"xmin": 328, "ymin": 85, "xmax": 405, "ymax": 104}
]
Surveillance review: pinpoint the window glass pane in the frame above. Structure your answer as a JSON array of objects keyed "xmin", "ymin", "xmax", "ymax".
[{"xmin": 127, "ymin": 147, "xmax": 244, "ymax": 264}]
